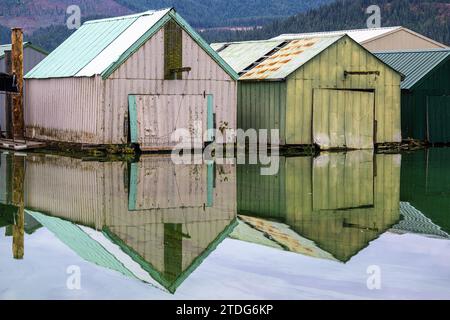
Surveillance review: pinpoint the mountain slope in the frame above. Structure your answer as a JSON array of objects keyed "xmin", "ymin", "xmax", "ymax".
[
  {"xmin": 114, "ymin": 0, "xmax": 333, "ymax": 27},
  {"xmin": 0, "ymin": 0, "xmax": 333, "ymax": 35},
  {"xmin": 202, "ymin": 0, "xmax": 450, "ymax": 45}
]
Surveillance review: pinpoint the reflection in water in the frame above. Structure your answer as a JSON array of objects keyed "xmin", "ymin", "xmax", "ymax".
[
  {"xmin": 1, "ymin": 149, "xmax": 450, "ymax": 298},
  {"xmin": 399, "ymin": 149, "xmax": 450, "ymax": 237},
  {"xmin": 234, "ymin": 151, "xmax": 402, "ymax": 262},
  {"xmin": 0, "ymin": 153, "xmax": 237, "ymax": 293}
]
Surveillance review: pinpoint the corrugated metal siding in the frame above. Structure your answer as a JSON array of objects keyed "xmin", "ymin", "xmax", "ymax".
[
  {"xmin": 286, "ymin": 36, "xmax": 401, "ymax": 145},
  {"xmin": 24, "ymin": 155, "xmax": 106, "ymax": 229},
  {"xmin": 238, "ymin": 81, "xmax": 286, "ymax": 144},
  {"xmin": 428, "ymin": 96, "xmax": 450, "ymax": 143},
  {"xmin": 134, "ymin": 94, "xmax": 205, "ymax": 149},
  {"xmin": 104, "ymin": 28, "xmax": 237, "ymax": 145},
  {"xmin": 24, "ymin": 76, "xmax": 103, "ymax": 143},
  {"xmin": 1, "ymin": 47, "xmax": 47, "ymax": 135},
  {"xmin": 397, "ymin": 57, "xmax": 450, "ymax": 142}
]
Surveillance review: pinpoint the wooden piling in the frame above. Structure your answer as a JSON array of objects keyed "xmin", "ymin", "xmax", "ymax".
[
  {"xmin": 5, "ymin": 50, "xmax": 13, "ymax": 139},
  {"xmin": 12, "ymin": 155, "xmax": 25, "ymax": 260},
  {"xmin": 11, "ymin": 28, "xmax": 24, "ymax": 140}
]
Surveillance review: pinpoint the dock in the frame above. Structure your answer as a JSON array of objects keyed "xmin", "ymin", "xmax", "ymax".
[{"xmin": 0, "ymin": 138, "xmax": 46, "ymax": 151}]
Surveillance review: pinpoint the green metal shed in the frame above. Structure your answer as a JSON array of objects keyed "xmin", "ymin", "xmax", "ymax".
[
  {"xmin": 375, "ymin": 49, "xmax": 450, "ymax": 143},
  {"xmin": 213, "ymin": 35, "xmax": 403, "ymax": 149}
]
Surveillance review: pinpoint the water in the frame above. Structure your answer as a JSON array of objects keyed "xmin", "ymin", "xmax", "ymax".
[{"xmin": 0, "ymin": 149, "xmax": 449, "ymax": 300}]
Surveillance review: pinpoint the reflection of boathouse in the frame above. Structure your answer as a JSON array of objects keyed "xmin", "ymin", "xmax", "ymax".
[
  {"xmin": 0, "ymin": 153, "xmax": 237, "ymax": 293},
  {"xmin": 235, "ymin": 151, "xmax": 402, "ymax": 262}
]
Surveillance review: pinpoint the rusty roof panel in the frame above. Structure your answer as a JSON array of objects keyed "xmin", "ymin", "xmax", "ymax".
[{"xmin": 213, "ymin": 36, "xmax": 344, "ymax": 81}]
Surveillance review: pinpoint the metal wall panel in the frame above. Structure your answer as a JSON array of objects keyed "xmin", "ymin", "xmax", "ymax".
[
  {"xmin": 1, "ymin": 47, "xmax": 47, "ymax": 135},
  {"xmin": 24, "ymin": 76, "xmax": 103, "ymax": 144}
]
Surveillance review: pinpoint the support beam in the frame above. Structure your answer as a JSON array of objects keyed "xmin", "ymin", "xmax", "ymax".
[{"xmin": 11, "ymin": 28, "xmax": 24, "ymax": 140}]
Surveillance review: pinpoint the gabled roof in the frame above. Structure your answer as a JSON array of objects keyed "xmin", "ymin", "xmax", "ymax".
[
  {"xmin": 0, "ymin": 42, "xmax": 48, "ymax": 59},
  {"xmin": 25, "ymin": 8, "xmax": 238, "ymax": 80},
  {"xmin": 272, "ymin": 26, "xmax": 448, "ymax": 49},
  {"xmin": 213, "ymin": 35, "xmax": 344, "ymax": 80},
  {"xmin": 374, "ymin": 49, "xmax": 450, "ymax": 89}
]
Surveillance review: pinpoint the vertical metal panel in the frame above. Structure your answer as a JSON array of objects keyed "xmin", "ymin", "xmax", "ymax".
[
  {"xmin": 313, "ymin": 89, "xmax": 374, "ymax": 149},
  {"xmin": 238, "ymin": 81, "xmax": 287, "ymax": 144},
  {"xmin": 285, "ymin": 36, "xmax": 402, "ymax": 145},
  {"xmin": 24, "ymin": 76, "xmax": 103, "ymax": 143},
  {"xmin": 128, "ymin": 95, "xmax": 138, "ymax": 143},
  {"xmin": 400, "ymin": 59, "xmax": 450, "ymax": 142},
  {"xmin": 133, "ymin": 94, "xmax": 205, "ymax": 149},
  {"xmin": 105, "ymin": 28, "xmax": 237, "ymax": 146}
]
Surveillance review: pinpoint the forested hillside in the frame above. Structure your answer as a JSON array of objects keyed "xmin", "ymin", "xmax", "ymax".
[
  {"xmin": 202, "ymin": 0, "xmax": 450, "ymax": 45},
  {"xmin": 113, "ymin": 0, "xmax": 332, "ymax": 27}
]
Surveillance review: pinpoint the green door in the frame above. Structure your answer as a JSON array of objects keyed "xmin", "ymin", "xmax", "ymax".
[{"xmin": 427, "ymin": 96, "xmax": 450, "ymax": 143}]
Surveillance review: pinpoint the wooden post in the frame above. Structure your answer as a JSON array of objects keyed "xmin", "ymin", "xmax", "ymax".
[
  {"xmin": 12, "ymin": 154, "xmax": 25, "ymax": 260},
  {"xmin": 5, "ymin": 50, "xmax": 13, "ymax": 139},
  {"xmin": 11, "ymin": 28, "xmax": 24, "ymax": 141}
]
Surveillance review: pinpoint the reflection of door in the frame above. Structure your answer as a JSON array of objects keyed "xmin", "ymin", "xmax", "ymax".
[
  {"xmin": 129, "ymin": 94, "xmax": 206, "ymax": 150},
  {"xmin": 128, "ymin": 157, "xmax": 215, "ymax": 211},
  {"xmin": 427, "ymin": 96, "xmax": 450, "ymax": 143},
  {"xmin": 312, "ymin": 151, "xmax": 374, "ymax": 211},
  {"xmin": 313, "ymin": 89, "xmax": 374, "ymax": 150}
]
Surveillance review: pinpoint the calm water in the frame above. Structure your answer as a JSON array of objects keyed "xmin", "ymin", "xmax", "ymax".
[{"xmin": 0, "ymin": 149, "xmax": 449, "ymax": 300}]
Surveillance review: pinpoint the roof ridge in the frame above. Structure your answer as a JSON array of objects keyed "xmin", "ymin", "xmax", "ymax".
[
  {"xmin": 278, "ymin": 26, "xmax": 401, "ymax": 36},
  {"xmin": 215, "ymin": 34, "xmax": 344, "ymax": 46}
]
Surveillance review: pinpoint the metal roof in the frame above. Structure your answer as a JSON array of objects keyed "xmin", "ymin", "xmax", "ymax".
[
  {"xmin": 374, "ymin": 49, "xmax": 450, "ymax": 89},
  {"xmin": 213, "ymin": 36, "xmax": 343, "ymax": 80},
  {"xmin": 272, "ymin": 26, "xmax": 448, "ymax": 49},
  {"xmin": 272, "ymin": 26, "xmax": 402, "ymax": 43},
  {"xmin": 211, "ymin": 40, "xmax": 284, "ymax": 74},
  {"xmin": 25, "ymin": 8, "xmax": 238, "ymax": 80},
  {"xmin": 391, "ymin": 202, "xmax": 449, "ymax": 239},
  {"xmin": 0, "ymin": 42, "xmax": 48, "ymax": 59}
]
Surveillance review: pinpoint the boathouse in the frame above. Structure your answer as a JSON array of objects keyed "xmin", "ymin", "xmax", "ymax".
[
  {"xmin": 25, "ymin": 8, "xmax": 238, "ymax": 150},
  {"xmin": 0, "ymin": 42, "xmax": 47, "ymax": 137},
  {"xmin": 272, "ymin": 27, "xmax": 448, "ymax": 52},
  {"xmin": 212, "ymin": 35, "xmax": 402, "ymax": 149},
  {"xmin": 375, "ymin": 49, "xmax": 450, "ymax": 143}
]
